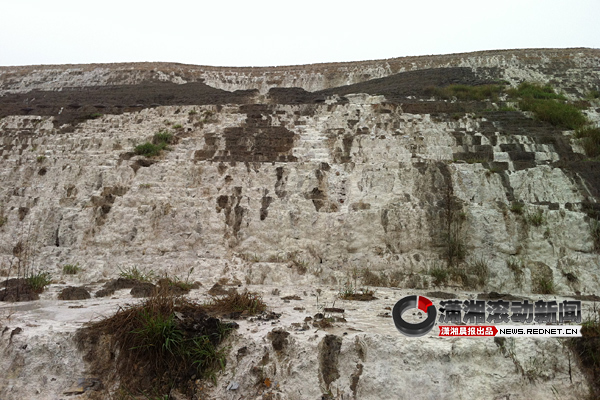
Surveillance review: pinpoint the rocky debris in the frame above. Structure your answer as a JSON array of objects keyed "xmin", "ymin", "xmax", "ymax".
[
  {"xmin": 95, "ymin": 278, "xmax": 138, "ymax": 297},
  {"xmin": 318, "ymin": 335, "xmax": 343, "ymax": 389},
  {"xmin": 63, "ymin": 378, "xmax": 103, "ymax": 396},
  {"xmin": 207, "ymin": 283, "xmax": 232, "ymax": 296},
  {"xmin": 58, "ymin": 286, "xmax": 91, "ymax": 300},
  {"xmin": 0, "ymin": 279, "xmax": 40, "ymax": 302},
  {"xmin": 130, "ymin": 282, "xmax": 156, "ymax": 297},
  {"xmin": 267, "ymin": 328, "xmax": 290, "ymax": 351}
]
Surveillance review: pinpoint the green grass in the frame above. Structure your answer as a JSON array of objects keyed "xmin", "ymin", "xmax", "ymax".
[
  {"xmin": 585, "ymin": 89, "xmax": 600, "ymax": 100},
  {"xmin": 26, "ymin": 271, "xmax": 52, "ymax": 293},
  {"xmin": 533, "ymin": 276, "xmax": 555, "ymax": 294},
  {"xmin": 134, "ymin": 142, "xmax": 166, "ymax": 157},
  {"xmin": 63, "ymin": 264, "xmax": 81, "ymax": 275},
  {"xmin": 172, "ymin": 124, "xmax": 183, "ymax": 129},
  {"xmin": 84, "ymin": 295, "xmax": 234, "ymax": 396},
  {"xmin": 519, "ymin": 97, "xmax": 587, "ymax": 129},
  {"xmin": 87, "ymin": 113, "xmax": 103, "ymax": 120},
  {"xmin": 569, "ymin": 305, "xmax": 600, "ymax": 399},
  {"xmin": 575, "ymin": 127, "xmax": 600, "ymax": 158},
  {"xmin": 526, "ymin": 209, "xmax": 546, "ymax": 227},
  {"xmin": 426, "ymin": 84, "xmax": 504, "ymax": 101},
  {"xmin": 429, "ymin": 265, "xmax": 449, "ymax": 286},
  {"xmin": 506, "ymin": 257, "xmax": 524, "ymax": 287},
  {"xmin": 36, "ymin": 155, "xmax": 46, "ymax": 163},
  {"xmin": 134, "ymin": 131, "xmax": 174, "ymax": 157},
  {"xmin": 590, "ymin": 219, "xmax": 600, "ymax": 253},
  {"xmin": 131, "ymin": 309, "xmax": 182, "ymax": 356},
  {"xmin": 153, "ymin": 131, "xmax": 173, "ymax": 145},
  {"xmin": 507, "ymin": 82, "xmax": 586, "ymax": 129},
  {"xmin": 508, "ymin": 82, "xmax": 566, "ymax": 100},
  {"xmin": 510, "ymin": 202, "xmax": 524, "ymax": 215},
  {"xmin": 119, "ymin": 266, "xmax": 156, "ymax": 283}
]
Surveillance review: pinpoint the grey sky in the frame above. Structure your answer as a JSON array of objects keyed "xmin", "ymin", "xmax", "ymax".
[{"xmin": 1, "ymin": 0, "xmax": 599, "ymax": 67}]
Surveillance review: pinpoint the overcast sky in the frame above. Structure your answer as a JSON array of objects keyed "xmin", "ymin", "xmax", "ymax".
[{"xmin": 1, "ymin": 0, "xmax": 599, "ymax": 67}]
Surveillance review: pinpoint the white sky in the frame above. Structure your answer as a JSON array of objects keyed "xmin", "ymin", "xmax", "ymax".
[{"xmin": 1, "ymin": 0, "xmax": 599, "ymax": 67}]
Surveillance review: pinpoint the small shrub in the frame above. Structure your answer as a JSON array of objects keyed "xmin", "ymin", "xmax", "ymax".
[
  {"xmin": 63, "ymin": 264, "xmax": 81, "ymax": 275},
  {"xmin": 36, "ymin": 155, "xmax": 46, "ymax": 163},
  {"xmin": 526, "ymin": 209, "xmax": 545, "ymax": 227},
  {"xmin": 172, "ymin": 124, "xmax": 183, "ymax": 129},
  {"xmin": 26, "ymin": 271, "xmax": 52, "ymax": 293},
  {"xmin": 119, "ymin": 266, "xmax": 155, "ymax": 283},
  {"xmin": 510, "ymin": 202, "xmax": 524, "ymax": 215},
  {"xmin": 139, "ymin": 183, "xmax": 152, "ymax": 189},
  {"xmin": 87, "ymin": 113, "xmax": 103, "ymax": 120},
  {"xmin": 188, "ymin": 110, "xmax": 198, "ymax": 115},
  {"xmin": 153, "ymin": 131, "xmax": 173, "ymax": 145},
  {"xmin": 134, "ymin": 142, "xmax": 165, "ymax": 157}
]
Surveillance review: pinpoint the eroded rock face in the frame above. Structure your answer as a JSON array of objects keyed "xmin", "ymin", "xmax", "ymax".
[{"xmin": 0, "ymin": 49, "xmax": 599, "ymax": 399}]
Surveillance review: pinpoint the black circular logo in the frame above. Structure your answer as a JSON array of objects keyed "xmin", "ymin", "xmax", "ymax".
[{"xmin": 392, "ymin": 295, "xmax": 437, "ymax": 337}]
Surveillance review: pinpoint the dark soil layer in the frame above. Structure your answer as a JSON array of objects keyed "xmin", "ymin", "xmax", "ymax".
[
  {"xmin": 0, "ymin": 278, "xmax": 39, "ymax": 301},
  {"xmin": 0, "ymin": 81, "xmax": 257, "ymax": 125}
]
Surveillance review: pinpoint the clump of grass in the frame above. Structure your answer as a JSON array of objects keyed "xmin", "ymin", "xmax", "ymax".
[
  {"xmin": 119, "ymin": 266, "xmax": 155, "ymax": 283},
  {"xmin": 468, "ymin": 257, "xmax": 490, "ymax": 288},
  {"xmin": 575, "ymin": 127, "xmax": 600, "ymax": 158},
  {"xmin": 429, "ymin": 265, "xmax": 449, "ymax": 286},
  {"xmin": 533, "ymin": 276, "xmax": 555, "ymax": 294},
  {"xmin": 445, "ymin": 233, "xmax": 467, "ymax": 265},
  {"xmin": 506, "ymin": 258, "xmax": 525, "ymax": 287},
  {"xmin": 569, "ymin": 305, "xmax": 600, "ymax": 399},
  {"xmin": 510, "ymin": 202, "xmax": 524, "ymax": 215},
  {"xmin": 519, "ymin": 98, "xmax": 587, "ymax": 129},
  {"xmin": 36, "ymin": 155, "xmax": 46, "ymax": 163},
  {"xmin": 426, "ymin": 84, "xmax": 504, "ymax": 101},
  {"xmin": 26, "ymin": 271, "xmax": 52, "ymax": 293},
  {"xmin": 134, "ymin": 131, "xmax": 174, "ymax": 157},
  {"xmin": 76, "ymin": 294, "xmax": 234, "ymax": 396},
  {"xmin": 172, "ymin": 124, "xmax": 183, "ymax": 129},
  {"xmin": 134, "ymin": 142, "xmax": 165, "ymax": 157},
  {"xmin": 188, "ymin": 110, "xmax": 198, "ymax": 115},
  {"xmin": 87, "ymin": 113, "xmax": 103, "ymax": 120},
  {"xmin": 526, "ymin": 209, "xmax": 546, "ymax": 227},
  {"xmin": 206, "ymin": 290, "xmax": 267, "ymax": 315},
  {"xmin": 508, "ymin": 82, "xmax": 587, "ymax": 129},
  {"xmin": 63, "ymin": 264, "xmax": 81, "ymax": 275},
  {"xmin": 338, "ymin": 284, "xmax": 376, "ymax": 301},
  {"xmin": 590, "ymin": 219, "xmax": 600, "ymax": 253},
  {"xmin": 585, "ymin": 89, "xmax": 600, "ymax": 100},
  {"xmin": 153, "ymin": 131, "xmax": 173, "ymax": 145},
  {"xmin": 0, "ymin": 214, "xmax": 6, "ymax": 228},
  {"xmin": 508, "ymin": 82, "xmax": 566, "ymax": 100}
]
